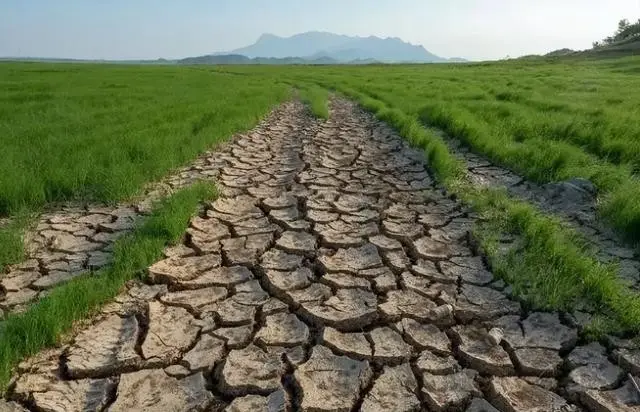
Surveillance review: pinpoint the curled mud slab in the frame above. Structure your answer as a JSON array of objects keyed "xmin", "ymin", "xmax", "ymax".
[
  {"xmin": 437, "ymin": 132, "xmax": 640, "ymax": 292},
  {"xmin": 3, "ymin": 99, "xmax": 639, "ymax": 411}
]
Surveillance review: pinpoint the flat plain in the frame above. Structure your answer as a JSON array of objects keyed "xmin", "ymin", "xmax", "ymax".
[{"xmin": 1, "ymin": 58, "xmax": 640, "ymax": 411}]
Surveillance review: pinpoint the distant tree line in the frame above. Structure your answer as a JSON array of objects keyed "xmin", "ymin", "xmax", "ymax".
[{"xmin": 593, "ymin": 18, "xmax": 640, "ymax": 48}]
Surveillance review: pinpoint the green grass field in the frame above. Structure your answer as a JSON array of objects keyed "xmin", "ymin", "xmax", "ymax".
[
  {"xmin": 1, "ymin": 58, "xmax": 640, "ymax": 373},
  {"xmin": 4, "ymin": 59, "xmax": 639, "ymax": 244},
  {"xmin": 0, "ymin": 62, "xmax": 291, "ymax": 271},
  {"xmin": 0, "ymin": 63, "xmax": 288, "ymax": 214}
]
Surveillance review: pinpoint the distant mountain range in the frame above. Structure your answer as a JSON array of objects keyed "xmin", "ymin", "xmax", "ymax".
[
  {"xmin": 179, "ymin": 54, "xmax": 379, "ymax": 65},
  {"xmin": 181, "ymin": 31, "xmax": 466, "ymax": 65},
  {"xmin": 2, "ymin": 32, "xmax": 468, "ymax": 65}
]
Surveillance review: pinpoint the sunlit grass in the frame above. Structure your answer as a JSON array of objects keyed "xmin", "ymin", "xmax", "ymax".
[
  {"xmin": 298, "ymin": 84, "xmax": 329, "ymax": 119},
  {"xmin": 0, "ymin": 63, "xmax": 288, "ymax": 214}
]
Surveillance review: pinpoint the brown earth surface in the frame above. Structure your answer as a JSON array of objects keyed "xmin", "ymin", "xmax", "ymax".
[{"xmin": 2, "ymin": 99, "xmax": 639, "ymax": 411}]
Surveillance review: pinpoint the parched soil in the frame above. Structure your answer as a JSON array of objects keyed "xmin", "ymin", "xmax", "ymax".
[
  {"xmin": 437, "ymin": 133, "xmax": 640, "ymax": 291},
  {"xmin": 2, "ymin": 99, "xmax": 638, "ymax": 411}
]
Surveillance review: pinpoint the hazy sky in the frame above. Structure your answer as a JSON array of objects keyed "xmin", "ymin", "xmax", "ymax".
[{"xmin": 1, "ymin": 0, "xmax": 638, "ymax": 61}]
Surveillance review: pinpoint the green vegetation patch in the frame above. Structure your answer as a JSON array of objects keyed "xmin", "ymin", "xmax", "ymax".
[
  {"xmin": 0, "ymin": 217, "xmax": 28, "ymax": 273},
  {"xmin": 0, "ymin": 182, "xmax": 216, "ymax": 391},
  {"xmin": 0, "ymin": 63, "xmax": 287, "ymax": 215},
  {"xmin": 471, "ymin": 189, "xmax": 640, "ymax": 337},
  {"xmin": 298, "ymin": 84, "xmax": 330, "ymax": 119},
  {"xmin": 0, "ymin": 61, "xmax": 289, "ymax": 277}
]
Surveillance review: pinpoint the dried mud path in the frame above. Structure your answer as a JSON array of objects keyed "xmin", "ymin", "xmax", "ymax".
[
  {"xmin": 438, "ymin": 133, "xmax": 640, "ymax": 292},
  {"xmin": 2, "ymin": 99, "xmax": 638, "ymax": 412}
]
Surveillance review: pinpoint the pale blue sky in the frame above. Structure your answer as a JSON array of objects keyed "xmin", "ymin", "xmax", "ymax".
[{"xmin": 1, "ymin": 0, "xmax": 638, "ymax": 61}]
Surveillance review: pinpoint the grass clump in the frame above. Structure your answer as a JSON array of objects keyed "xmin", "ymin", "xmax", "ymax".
[
  {"xmin": 470, "ymin": 188, "xmax": 640, "ymax": 336},
  {"xmin": 0, "ymin": 217, "xmax": 28, "ymax": 273},
  {"xmin": 298, "ymin": 84, "xmax": 330, "ymax": 119},
  {"xmin": 0, "ymin": 182, "xmax": 215, "ymax": 391}
]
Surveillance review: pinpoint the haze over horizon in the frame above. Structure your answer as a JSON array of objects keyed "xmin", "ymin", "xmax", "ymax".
[{"xmin": 1, "ymin": 0, "xmax": 638, "ymax": 61}]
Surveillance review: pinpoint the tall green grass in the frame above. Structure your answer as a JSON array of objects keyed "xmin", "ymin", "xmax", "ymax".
[
  {"xmin": 471, "ymin": 188, "xmax": 640, "ymax": 337},
  {"xmin": 0, "ymin": 62, "xmax": 288, "ymax": 274},
  {"xmin": 298, "ymin": 84, "xmax": 329, "ymax": 119},
  {"xmin": 0, "ymin": 63, "xmax": 287, "ymax": 214},
  {"xmin": 0, "ymin": 182, "xmax": 215, "ymax": 390},
  {"xmin": 0, "ymin": 222, "xmax": 26, "ymax": 273}
]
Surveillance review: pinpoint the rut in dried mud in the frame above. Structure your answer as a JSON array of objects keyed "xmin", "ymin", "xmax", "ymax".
[
  {"xmin": 2, "ymin": 99, "xmax": 639, "ymax": 412},
  {"xmin": 437, "ymin": 131, "xmax": 640, "ymax": 292},
  {"xmin": 0, "ymin": 133, "xmax": 230, "ymax": 315}
]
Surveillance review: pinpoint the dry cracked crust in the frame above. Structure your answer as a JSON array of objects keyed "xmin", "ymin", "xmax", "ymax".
[
  {"xmin": 2, "ymin": 99, "xmax": 639, "ymax": 412},
  {"xmin": 436, "ymin": 131, "xmax": 640, "ymax": 294}
]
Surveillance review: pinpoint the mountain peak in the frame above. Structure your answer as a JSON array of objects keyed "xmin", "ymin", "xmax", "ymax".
[
  {"xmin": 257, "ymin": 33, "xmax": 279, "ymax": 42},
  {"xmin": 224, "ymin": 31, "xmax": 446, "ymax": 63}
]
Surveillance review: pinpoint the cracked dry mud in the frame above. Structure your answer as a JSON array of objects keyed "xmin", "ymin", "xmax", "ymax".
[
  {"xmin": 437, "ymin": 132, "xmax": 640, "ymax": 293},
  {"xmin": 3, "ymin": 99, "xmax": 639, "ymax": 412}
]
